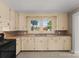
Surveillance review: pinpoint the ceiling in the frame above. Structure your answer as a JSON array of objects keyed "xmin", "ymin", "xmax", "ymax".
[{"xmin": 1, "ymin": 0, "xmax": 79, "ymax": 13}]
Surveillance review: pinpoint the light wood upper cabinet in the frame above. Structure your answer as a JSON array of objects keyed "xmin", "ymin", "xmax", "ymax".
[
  {"xmin": 0, "ymin": 2, "xmax": 9, "ymax": 19},
  {"xmin": 3, "ymin": 9, "xmax": 17, "ymax": 31},
  {"xmin": 57, "ymin": 13, "xmax": 68, "ymax": 30},
  {"xmin": 9, "ymin": 9, "xmax": 16, "ymax": 31},
  {"xmin": 15, "ymin": 12, "xmax": 19, "ymax": 30},
  {"xmin": 2, "ymin": 8, "xmax": 18, "ymax": 31},
  {"xmin": 51, "ymin": 17, "xmax": 57, "ymax": 31},
  {"xmin": 0, "ymin": 17, "xmax": 3, "ymax": 33},
  {"xmin": 18, "ymin": 13, "xmax": 27, "ymax": 31},
  {"xmin": 0, "ymin": 1, "xmax": 19, "ymax": 31},
  {"xmin": 0, "ymin": 2, "xmax": 17, "ymax": 31},
  {"xmin": 0, "ymin": 2, "xmax": 10, "ymax": 31}
]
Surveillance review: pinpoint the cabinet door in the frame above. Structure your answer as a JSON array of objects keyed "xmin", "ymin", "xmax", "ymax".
[
  {"xmin": 55, "ymin": 37, "xmax": 64, "ymax": 50},
  {"xmin": 57, "ymin": 37, "xmax": 64, "ymax": 50},
  {"xmin": 27, "ymin": 37, "xmax": 35, "ymax": 50},
  {"xmin": 16, "ymin": 37, "xmax": 21, "ymax": 55},
  {"xmin": 57, "ymin": 14, "xmax": 68, "ymax": 30},
  {"xmin": 48, "ymin": 36, "xmax": 64, "ymax": 50},
  {"xmin": 48, "ymin": 37, "xmax": 57, "ymax": 50},
  {"xmin": 0, "ymin": 17, "xmax": 3, "ymax": 32},
  {"xmin": 51, "ymin": 16, "xmax": 57, "ymax": 32},
  {"xmin": 0, "ymin": 2, "xmax": 10, "ymax": 31},
  {"xmin": 2, "ymin": 9, "xmax": 16, "ymax": 31},
  {"xmin": 63, "ymin": 37, "xmax": 71, "ymax": 50},
  {"xmin": 2, "ymin": 19, "xmax": 10, "ymax": 31},
  {"xmin": 35, "ymin": 37, "xmax": 48, "ymax": 50},
  {"xmin": 9, "ymin": 9, "xmax": 16, "ymax": 31},
  {"xmin": 15, "ymin": 12, "xmax": 19, "ymax": 30},
  {"xmin": 0, "ymin": 2, "xmax": 9, "ymax": 19},
  {"xmin": 22, "ymin": 37, "xmax": 26, "ymax": 50},
  {"xmin": 18, "ymin": 13, "xmax": 27, "ymax": 30},
  {"xmin": 22, "ymin": 37, "xmax": 35, "ymax": 50}
]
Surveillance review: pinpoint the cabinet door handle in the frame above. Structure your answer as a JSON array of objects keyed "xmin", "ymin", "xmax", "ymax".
[
  {"xmin": 64, "ymin": 40, "xmax": 65, "ymax": 43},
  {"xmin": 0, "ymin": 16, "xmax": 1, "ymax": 18},
  {"xmin": 55, "ymin": 40, "xmax": 57, "ymax": 42},
  {"xmin": 8, "ymin": 23, "xmax": 9, "ymax": 25}
]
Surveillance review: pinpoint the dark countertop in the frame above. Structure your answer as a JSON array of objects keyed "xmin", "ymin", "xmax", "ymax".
[
  {"xmin": 4, "ymin": 31, "xmax": 71, "ymax": 35},
  {"xmin": 18, "ymin": 33, "xmax": 71, "ymax": 36},
  {"xmin": 4, "ymin": 31, "xmax": 71, "ymax": 39},
  {"xmin": 16, "ymin": 34, "xmax": 71, "ymax": 37}
]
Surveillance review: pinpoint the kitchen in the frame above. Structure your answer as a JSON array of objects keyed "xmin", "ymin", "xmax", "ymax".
[{"xmin": 0, "ymin": 0, "xmax": 79, "ymax": 58}]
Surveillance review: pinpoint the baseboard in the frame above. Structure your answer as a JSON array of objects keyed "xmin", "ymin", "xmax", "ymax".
[
  {"xmin": 67, "ymin": 50, "xmax": 79, "ymax": 54},
  {"xmin": 16, "ymin": 51, "xmax": 21, "ymax": 56},
  {"xmin": 21, "ymin": 50, "xmax": 70, "ymax": 52},
  {"xmin": 74, "ymin": 51, "xmax": 79, "ymax": 54},
  {"xmin": 70, "ymin": 50, "xmax": 74, "ymax": 54}
]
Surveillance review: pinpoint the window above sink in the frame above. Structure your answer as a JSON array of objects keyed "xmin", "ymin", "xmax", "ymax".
[{"xmin": 26, "ymin": 16, "xmax": 57, "ymax": 33}]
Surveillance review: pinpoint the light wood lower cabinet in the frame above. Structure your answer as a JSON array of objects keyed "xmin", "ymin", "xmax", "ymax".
[
  {"xmin": 47, "ymin": 37, "xmax": 56, "ymax": 50},
  {"xmin": 35, "ymin": 37, "xmax": 48, "ymax": 50},
  {"xmin": 22, "ymin": 37, "xmax": 35, "ymax": 50},
  {"xmin": 21, "ymin": 36, "xmax": 71, "ymax": 51},
  {"xmin": 48, "ymin": 36, "xmax": 71, "ymax": 50},
  {"xmin": 63, "ymin": 37, "xmax": 71, "ymax": 50},
  {"xmin": 47, "ymin": 36, "xmax": 64, "ymax": 50},
  {"xmin": 16, "ymin": 37, "xmax": 21, "ymax": 55}
]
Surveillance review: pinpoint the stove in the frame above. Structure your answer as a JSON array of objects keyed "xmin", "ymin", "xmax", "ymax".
[{"xmin": 0, "ymin": 33, "xmax": 16, "ymax": 58}]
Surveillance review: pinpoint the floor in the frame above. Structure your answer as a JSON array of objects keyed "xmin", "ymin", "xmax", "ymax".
[{"xmin": 17, "ymin": 52, "xmax": 79, "ymax": 58}]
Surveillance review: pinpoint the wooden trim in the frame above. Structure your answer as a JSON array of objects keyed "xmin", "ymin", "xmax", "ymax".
[
  {"xmin": 16, "ymin": 51, "xmax": 21, "ymax": 56},
  {"xmin": 21, "ymin": 50, "xmax": 71, "ymax": 52}
]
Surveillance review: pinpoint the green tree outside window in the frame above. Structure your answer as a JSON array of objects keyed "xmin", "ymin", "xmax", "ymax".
[{"xmin": 47, "ymin": 21, "xmax": 52, "ymax": 31}]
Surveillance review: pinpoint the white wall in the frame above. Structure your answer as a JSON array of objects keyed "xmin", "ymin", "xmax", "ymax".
[
  {"xmin": 68, "ymin": 8, "xmax": 79, "ymax": 34},
  {"xmin": 72, "ymin": 12, "xmax": 79, "ymax": 53}
]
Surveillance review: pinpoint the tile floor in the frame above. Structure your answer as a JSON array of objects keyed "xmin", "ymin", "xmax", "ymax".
[{"xmin": 17, "ymin": 52, "xmax": 79, "ymax": 58}]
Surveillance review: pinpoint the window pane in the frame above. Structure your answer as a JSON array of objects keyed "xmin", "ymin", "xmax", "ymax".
[{"xmin": 30, "ymin": 16, "xmax": 56, "ymax": 32}]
